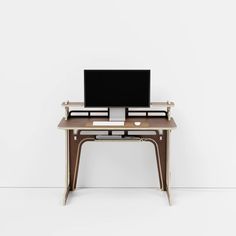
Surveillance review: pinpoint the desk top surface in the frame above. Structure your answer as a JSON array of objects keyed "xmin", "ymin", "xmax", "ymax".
[{"xmin": 58, "ymin": 117, "xmax": 177, "ymax": 130}]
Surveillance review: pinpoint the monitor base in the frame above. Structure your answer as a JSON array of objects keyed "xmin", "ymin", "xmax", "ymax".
[{"xmin": 109, "ymin": 108, "xmax": 126, "ymax": 122}]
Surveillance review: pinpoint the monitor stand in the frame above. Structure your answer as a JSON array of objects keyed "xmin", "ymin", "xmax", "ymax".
[{"xmin": 93, "ymin": 108, "xmax": 126, "ymax": 126}]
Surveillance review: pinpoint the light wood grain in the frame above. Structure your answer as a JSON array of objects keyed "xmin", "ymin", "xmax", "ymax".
[{"xmin": 62, "ymin": 101, "xmax": 175, "ymax": 108}]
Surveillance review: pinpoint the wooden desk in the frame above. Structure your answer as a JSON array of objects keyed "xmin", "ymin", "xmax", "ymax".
[{"xmin": 58, "ymin": 102, "xmax": 177, "ymax": 205}]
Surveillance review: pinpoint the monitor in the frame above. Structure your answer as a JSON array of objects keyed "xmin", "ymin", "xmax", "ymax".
[{"xmin": 84, "ymin": 69, "xmax": 150, "ymax": 108}]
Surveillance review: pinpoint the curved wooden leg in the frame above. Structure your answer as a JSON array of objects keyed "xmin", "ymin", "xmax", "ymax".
[
  {"xmin": 72, "ymin": 137, "xmax": 95, "ymax": 190},
  {"xmin": 142, "ymin": 138, "xmax": 164, "ymax": 191},
  {"xmin": 152, "ymin": 139, "xmax": 164, "ymax": 191},
  {"xmin": 63, "ymin": 130, "xmax": 70, "ymax": 205},
  {"xmin": 141, "ymin": 133, "xmax": 172, "ymax": 206},
  {"xmin": 166, "ymin": 130, "xmax": 172, "ymax": 205}
]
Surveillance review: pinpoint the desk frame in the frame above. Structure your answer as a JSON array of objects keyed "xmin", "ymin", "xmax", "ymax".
[{"xmin": 59, "ymin": 101, "xmax": 176, "ymax": 205}]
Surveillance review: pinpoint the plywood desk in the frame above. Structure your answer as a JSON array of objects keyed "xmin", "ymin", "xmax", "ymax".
[{"xmin": 58, "ymin": 102, "xmax": 177, "ymax": 205}]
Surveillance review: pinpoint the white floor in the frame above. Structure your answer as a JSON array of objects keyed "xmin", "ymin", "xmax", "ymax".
[{"xmin": 0, "ymin": 188, "xmax": 235, "ymax": 236}]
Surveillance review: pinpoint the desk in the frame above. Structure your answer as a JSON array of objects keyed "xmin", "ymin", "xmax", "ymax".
[{"xmin": 58, "ymin": 101, "xmax": 177, "ymax": 205}]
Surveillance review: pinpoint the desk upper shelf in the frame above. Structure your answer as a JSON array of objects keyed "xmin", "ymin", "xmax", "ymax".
[
  {"xmin": 61, "ymin": 101, "xmax": 175, "ymax": 108},
  {"xmin": 58, "ymin": 117, "xmax": 177, "ymax": 131}
]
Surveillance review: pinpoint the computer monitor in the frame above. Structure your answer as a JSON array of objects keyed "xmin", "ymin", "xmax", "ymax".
[
  {"xmin": 84, "ymin": 70, "xmax": 150, "ymax": 107},
  {"xmin": 84, "ymin": 69, "xmax": 150, "ymax": 122}
]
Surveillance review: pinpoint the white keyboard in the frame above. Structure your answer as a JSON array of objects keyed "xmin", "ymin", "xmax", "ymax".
[{"xmin": 93, "ymin": 121, "xmax": 124, "ymax": 126}]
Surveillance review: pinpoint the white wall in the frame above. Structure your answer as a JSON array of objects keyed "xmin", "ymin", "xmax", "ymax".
[{"xmin": 0, "ymin": 0, "xmax": 236, "ymax": 188}]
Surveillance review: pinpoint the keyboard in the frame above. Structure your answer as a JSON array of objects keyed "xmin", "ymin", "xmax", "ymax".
[{"xmin": 93, "ymin": 121, "xmax": 124, "ymax": 126}]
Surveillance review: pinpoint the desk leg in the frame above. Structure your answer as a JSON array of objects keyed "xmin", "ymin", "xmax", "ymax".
[
  {"xmin": 166, "ymin": 130, "xmax": 172, "ymax": 205},
  {"xmin": 153, "ymin": 138, "xmax": 164, "ymax": 191},
  {"xmin": 142, "ymin": 133, "xmax": 172, "ymax": 206},
  {"xmin": 64, "ymin": 130, "xmax": 70, "ymax": 205},
  {"xmin": 142, "ymin": 137, "xmax": 164, "ymax": 191},
  {"xmin": 72, "ymin": 136, "xmax": 95, "ymax": 190}
]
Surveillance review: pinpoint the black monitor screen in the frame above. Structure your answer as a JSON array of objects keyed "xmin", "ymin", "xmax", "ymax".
[{"xmin": 84, "ymin": 70, "xmax": 150, "ymax": 107}]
